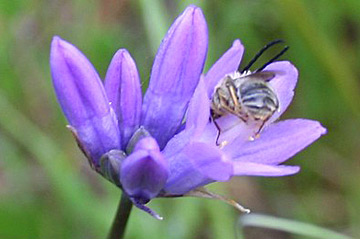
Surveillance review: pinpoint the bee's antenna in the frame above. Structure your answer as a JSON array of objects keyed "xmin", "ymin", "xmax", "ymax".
[
  {"xmin": 256, "ymin": 45, "xmax": 289, "ymax": 72},
  {"xmin": 240, "ymin": 39, "xmax": 284, "ymax": 73}
]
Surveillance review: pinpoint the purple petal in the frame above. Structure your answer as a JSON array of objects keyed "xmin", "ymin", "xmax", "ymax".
[
  {"xmin": 162, "ymin": 76, "xmax": 210, "ymax": 157},
  {"xmin": 51, "ymin": 36, "xmax": 108, "ymax": 126},
  {"xmin": 266, "ymin": 61, "xmax": 298, "ymax": 123},
  {"xmin": 104, "ymin": 49, "xmax": 142, "ymax": 149},
  {"xmin": 164, "ymin": 142, "xmax": 233, "ymax": 195},
  {"xmin": 141, "ymin": 5, "xmax": 208, "ymax": 149},
  {"xmin": 186, "ymin": 143, "xmax": 233, "ymax": 181},
  {"xmin": 162, "ymin": 128, "xmax": 193, "ymax": 159},
  {"xmin": 205, "ymin": 39, "xmax": 244, "ymax": 98},
  {"xmin": 200, "ymin": 114, "xmax": 255, "ymax": 145},
  {"xmin": 225, "ymin": 119, "xmax": 326, "ymax": 165},
  {"xmin": 120, "ymin": 137, "xmax": 169, "ymax": 201},
  {"xmin": 233, "ymin": 162, "xmax": 300, "ymax": 176},
  {"xmin": 50, "ymin": 36, "xmax": 120, "ymax": 165},
  {"xmin": 185, "ymin": 76, "xmax": 210, "ymax": 137}
]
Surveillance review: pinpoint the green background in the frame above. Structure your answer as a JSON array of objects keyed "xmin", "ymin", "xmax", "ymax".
[{"xmin": 0, "ymin": 0, "xmax": 358, "ymax": 238}]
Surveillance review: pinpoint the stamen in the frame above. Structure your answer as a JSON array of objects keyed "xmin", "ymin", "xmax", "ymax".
[
  {"xmin": 185, "ymin": 187, "xmax": 251, "ymax": 214},
  {"xmin": 130, "ymin": 197, "xmax": 163, "ymax": 220}
]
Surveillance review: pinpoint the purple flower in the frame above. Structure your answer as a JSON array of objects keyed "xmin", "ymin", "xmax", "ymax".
[
  {"xmin": 51, "ymin": 5, "xmax": 207, "ymax": 215},
  {"xmin": 50, "ymin": 5, "xmax": 326, "ymax": 218},
  {"xmin": 162, "ymin": 41, "xmax": 326, "ymax": 195}
]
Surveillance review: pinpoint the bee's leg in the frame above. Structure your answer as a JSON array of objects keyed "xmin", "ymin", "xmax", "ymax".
[
  {"xmin": 213, "ymin": 119, "xmax": 222, "ymax": 146},
  {"xmin": 225, "ymin": 78, "xmax": 250, "ymax": 123},
  {"xmin": 210, "ymin": 109, "xmax": 222, "ymax": 146},
  {"xmin": 253, "ymin": 117, "xmax": 270, "ymax": 139},
  {"xmin": 225, "ymin": 78, "xmax": 239, "ymax": 108},
  {"xmin": 235, "ymin": 112, "xmax": 249, "ymax": 123}
]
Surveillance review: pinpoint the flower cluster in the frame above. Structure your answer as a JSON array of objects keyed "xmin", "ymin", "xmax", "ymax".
[{"xmin": 50, "ymin": 5, "xmax": 326, "ymax": 218}]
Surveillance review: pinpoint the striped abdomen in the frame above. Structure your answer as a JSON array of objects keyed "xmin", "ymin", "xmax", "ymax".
[{"xmin": 238, "ymin": 80, "xmax": 279, "ymax": 121}]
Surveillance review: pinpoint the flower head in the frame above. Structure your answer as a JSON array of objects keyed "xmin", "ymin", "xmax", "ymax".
[
  {"xmin": 50, "ymin": 5, "xmax": 326, "ymax": 219},
  {"xmin": 162, "ymin": 40, "xmax": 327, "ymax": 195}
]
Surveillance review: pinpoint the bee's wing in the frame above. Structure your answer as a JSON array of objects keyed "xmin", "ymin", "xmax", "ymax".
[{"xmin": 243, "ymin": 70, "xmax": 285, "ymax": 82}]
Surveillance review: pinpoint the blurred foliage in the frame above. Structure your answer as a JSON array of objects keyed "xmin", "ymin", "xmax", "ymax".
[
  {"xmin": 239, "ymin": 214, "xmax": 352, "ymax": 239},
  {"xmin": 0, "ymin": 0, "xmax": 359, "ymax": 238}
]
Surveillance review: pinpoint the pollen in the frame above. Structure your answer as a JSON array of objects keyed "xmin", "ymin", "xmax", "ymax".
[
  {"xmin": 248, "ymin": 135, "xmax": 256, "ymax": 141},
  {"xmin": 219, "ymin": 140, "xmax": 229, "ymax": 149}
]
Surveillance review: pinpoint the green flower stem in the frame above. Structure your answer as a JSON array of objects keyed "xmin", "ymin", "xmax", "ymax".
[{"xmin": 108, "ymin": 194, "xmax": 133, "ymax": 239}]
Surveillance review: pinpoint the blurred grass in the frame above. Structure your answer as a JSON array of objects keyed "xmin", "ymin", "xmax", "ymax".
[
  {"xmin": 0, "ymin": 0, "xmax": 359, "ymax": 238},
  {"xmin": 239, "ymin": 214, "xmax": 352, "ymax": 239}
]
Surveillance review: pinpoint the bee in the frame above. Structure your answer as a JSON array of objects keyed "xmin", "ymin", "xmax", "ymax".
[{"xmin": 211, "ymin": 40, "xmax": 289, "ymax": 145}]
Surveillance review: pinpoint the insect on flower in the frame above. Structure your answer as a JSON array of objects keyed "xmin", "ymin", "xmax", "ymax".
[
  {"xmin": 50, "ymin": 4, "xmax": 327, "ymax": 219},
  {"xmin": 211, "ymin": 40, "xmax": 289, "ymax": 144}
]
